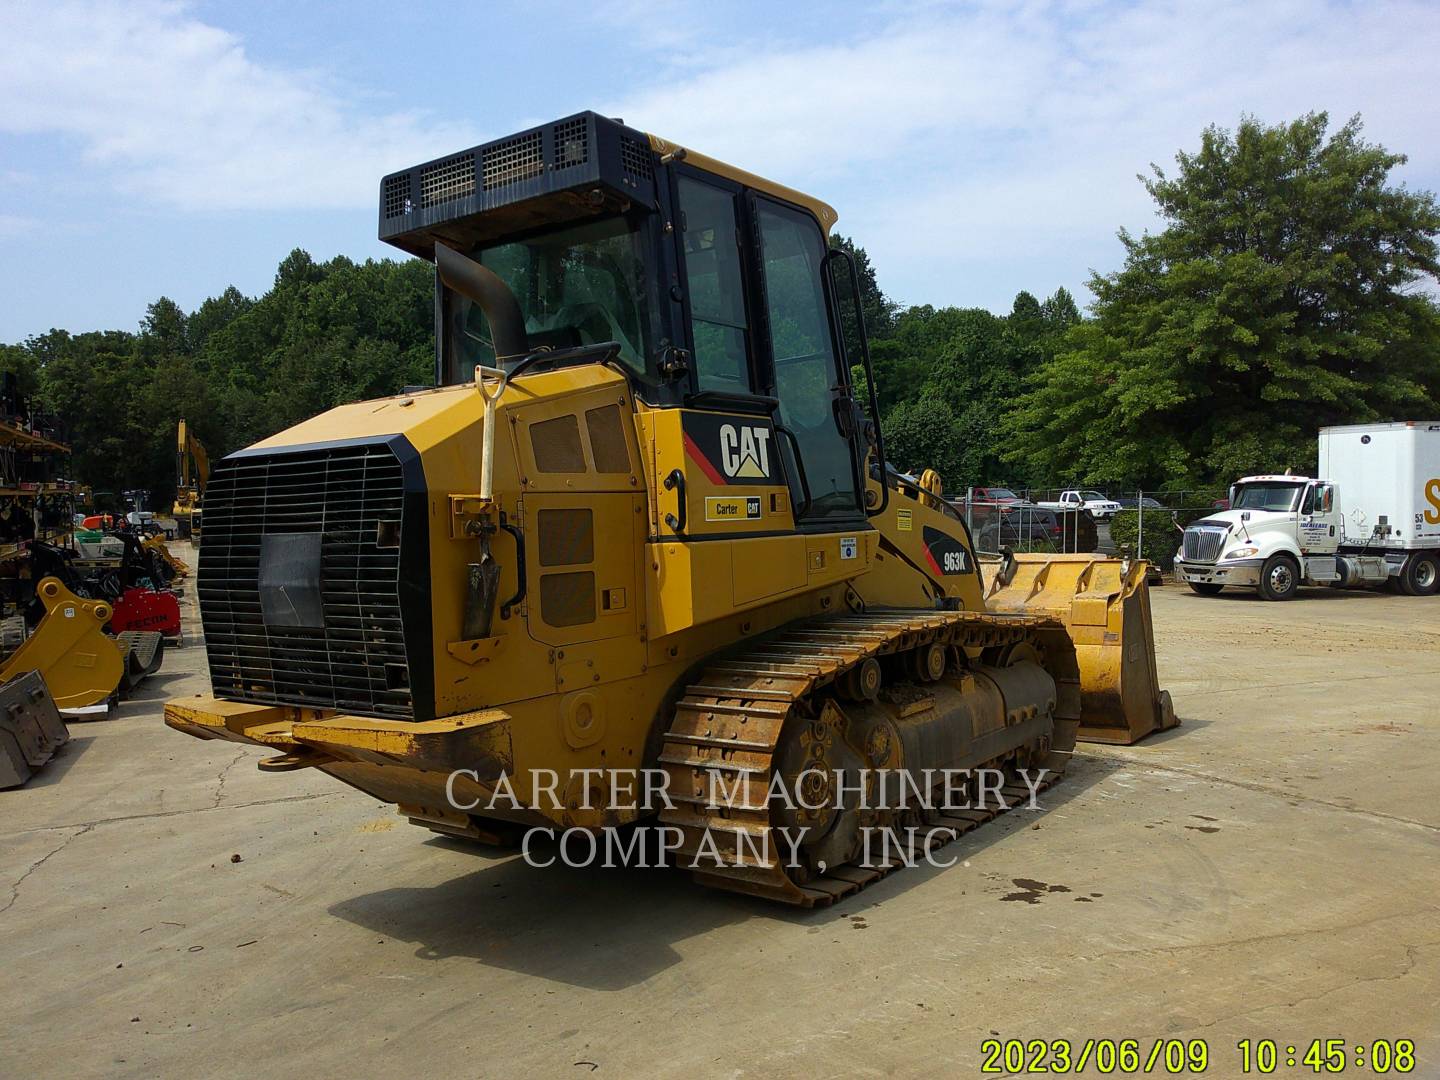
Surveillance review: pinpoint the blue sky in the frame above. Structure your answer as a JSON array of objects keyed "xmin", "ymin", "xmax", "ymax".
[{"xmin": 3, "ymin": 0, "xmax": 1438, "ymax": 342}]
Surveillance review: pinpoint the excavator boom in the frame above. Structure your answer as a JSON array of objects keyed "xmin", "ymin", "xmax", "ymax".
[{"xmin": 173, "ymin": 419, "xmax": 209, "ymax": 540}]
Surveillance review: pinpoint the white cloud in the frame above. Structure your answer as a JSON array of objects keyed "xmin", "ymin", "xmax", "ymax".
[
  {"xmin": 3, "ymin": 0, "xmax": 1438, "ymax": 314},
  {"xmin": 0, "ymin": 214, "xmax": 42, "ymax": 238},
  {"xmin": 604, "ymin": 0, "xmax": 1440, "ymax": 308},
  {"xmin": 0, "ymin": 0, "xmax": 477, "ymax": 211}
]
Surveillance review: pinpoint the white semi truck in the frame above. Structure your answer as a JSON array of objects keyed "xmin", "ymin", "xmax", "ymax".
[{"xmin": 1175, "ymin": 421, "xmax": 1440, "ymax": 600}]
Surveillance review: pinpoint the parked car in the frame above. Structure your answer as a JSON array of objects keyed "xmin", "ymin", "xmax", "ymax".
[
  {"xmin": 1037, "ymin": 489, "xmax": 1123, "ymax": 521},
  {"xmin": 976, "ymin": 506, "xmax": 1064, "ymax": 549},
  {"xmin": 969, "ymin": 486, "xmax": 1030, "ymax": 507},
  {"xmin": 1115, "ymin": 495, "xmax": 1164, "ymax": 509}
]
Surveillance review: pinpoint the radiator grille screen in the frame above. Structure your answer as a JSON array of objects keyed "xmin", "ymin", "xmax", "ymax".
[
  {"xmin": 1182, "ymin": 526, "xmax": 1227, "ymax": 563},
  {"xmin": 620, "ymin": 135, "xmax": 654, "ymax": 181},
  {"xmin": 553, "ymin": 116, "xmax": 590, "ymax": 171},
  {"xmin": 199, "ymin": 442, "xmax": 414, "ymax": 719},
  {"xmin": 420, "ymin": 153, "xmax": 477, "ymax": 208},
  {"xmin": 540, "ymin": 571, "xmax": 596, "ymax": 627},
  {"xmin": 531, "ymin": 414, "xmax": 586, "ymax": 473},
  {"xmin": 538, "ymin": 509, "xmax": 594, "ymax": 567},
  {"xmin": 585, "ymin": 405, "xmax": 630, "ymax": 473},
  {"xmin": 483, "ymin": 131, "xmax": 544, "ymax": 191},
  {"xmin": 382, "ymin": 174, "xmax": 412, "ymax": 219}
]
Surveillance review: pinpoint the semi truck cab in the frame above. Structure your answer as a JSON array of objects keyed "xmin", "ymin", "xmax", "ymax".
[{"xmin": 1176, "ymin": 472, "xmax": 1417, "ymax": 600}]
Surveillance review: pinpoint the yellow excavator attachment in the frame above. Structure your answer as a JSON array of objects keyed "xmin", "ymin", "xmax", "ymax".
[
  {"xmin": 143, "ymin": 534, "xmax": 189, "ymax": 579},
  {"xmin": 983, "ymin": 553, "xmax": 1176, "ymax": 745},
  {"xmin": 0, "ymin": 578, "xmax": 127, "ymax": 712}
]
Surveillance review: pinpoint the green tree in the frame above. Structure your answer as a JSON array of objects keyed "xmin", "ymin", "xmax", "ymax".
[
  {"xmin": 1006, "ymin": 113, "xmax": 1440, "ymax": 486},
  {"xmin": 882, "ymin": 395, "xmax": 967, "ymax": 482},
  {"xmin": 828, "ymin": 234, "xmax": 897, "ymax": 341},
  {"xmin": 7, "ymin": 249, "xmax": 436, "ymax": 512}
]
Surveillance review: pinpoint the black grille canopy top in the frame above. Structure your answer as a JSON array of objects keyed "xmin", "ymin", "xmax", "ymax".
[
  {"xmin": 198, "ymin": 438, "xmax": 431, "ymax": 720},
  {"xmin": 377, "ymin": 112, "xmax": 660, "ymax": 259}
]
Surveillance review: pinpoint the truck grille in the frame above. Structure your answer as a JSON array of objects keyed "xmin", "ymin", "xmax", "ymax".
[
  {"xmin": 198, "ymin": 441, "xmax": 416, "ymax": 719},
  {"xmin": 1182, "ymin": 525, "xmax": 1228, "ymax": 564}
]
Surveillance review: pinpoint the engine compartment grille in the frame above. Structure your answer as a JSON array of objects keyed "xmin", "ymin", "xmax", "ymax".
[
  {"xmin": 1182, "ymin": 526, "xmax": 1228, "ymax": 564},
  {"xmin": 199, "ymin": 441, "xmax": 415, "ymax": 719}
]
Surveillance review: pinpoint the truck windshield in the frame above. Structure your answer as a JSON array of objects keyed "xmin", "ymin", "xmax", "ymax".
[
  {"xmin": 444, "ymin": 212, "xmax": 662, "ymax": 384},
  {"xmin": 1233, "ymin": 482, "xmax": 1304, "ymax": 512},
  {"xmin": 1079, "ymin": 490, "xmax": 1106, "ymax": 501}
]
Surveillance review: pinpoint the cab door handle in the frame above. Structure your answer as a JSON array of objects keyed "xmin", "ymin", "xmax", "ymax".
[{"xmin": 663, "ymin": 469, "xmax": 687, "ymax": 534}]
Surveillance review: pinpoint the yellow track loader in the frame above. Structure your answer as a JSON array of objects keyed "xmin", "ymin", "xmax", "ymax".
[{"xmin": 165, "ymin": 113, "xmax": 1173, "ymax": 904}]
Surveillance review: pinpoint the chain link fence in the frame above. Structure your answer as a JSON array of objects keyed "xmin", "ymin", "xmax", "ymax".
[{"xmin": 953, "ymin": 487, "xmax": 1225, "ymax": 569}]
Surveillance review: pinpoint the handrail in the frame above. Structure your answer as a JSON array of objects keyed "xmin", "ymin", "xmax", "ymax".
[{"xmin": 821, "ymin": 247, "xmax": 888, "ymax": 516}]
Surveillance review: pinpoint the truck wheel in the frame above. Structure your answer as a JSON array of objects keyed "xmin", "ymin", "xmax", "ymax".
[
  {"xmin": 1401, "ymin": 553, "xmax": 1439, "ymax": 596},
  {"xmin": 1188, "ymin": 582, "xmax": 1224, "ymax": 596},
  {"xmin": 1258, "ymin": 554, "xmax": 1299, "ymax": 601}
]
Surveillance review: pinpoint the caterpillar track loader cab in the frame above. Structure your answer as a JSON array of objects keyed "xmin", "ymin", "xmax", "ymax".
[{"xmin": 166, "ymin": 113, "xmax": 1173, "ymax": 905}]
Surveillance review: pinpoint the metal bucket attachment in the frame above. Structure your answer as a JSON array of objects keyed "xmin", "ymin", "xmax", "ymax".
[
  {"xmin": 984, "ymin": 553, "xmax": 1176, "ymax": 745},
  {"xmin": 0, "ymin": 671, "xmax": 70, "ymax": 789},
  {"xmin": 0, "ymin": 578, "xmax": 127, "ymax": 712}
]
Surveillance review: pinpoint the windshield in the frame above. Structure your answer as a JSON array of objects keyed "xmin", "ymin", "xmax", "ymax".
[
  {"xmin": 444, "ymin": 213, "xmax": 662, "ymax": 384},
  {"xmin": 1233, "ymin": 482, "xmax": 1304, "ymax": 512},
  {"xmin": 988, "ymin": 488, "xmax": 1018, "ymax": 500},
  {"xmin": 1079, "ymin": 490, "xmax": 1106, "ymax": 501}
]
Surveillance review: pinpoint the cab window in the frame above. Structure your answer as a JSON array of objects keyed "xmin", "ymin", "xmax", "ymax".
[
  {"xmin": 677, "ymin": 177, "xmax": 751, "ymax": 393},
  {"xmin": 756, "ymin": 199, "xmax": 860, "ymax": 520}
]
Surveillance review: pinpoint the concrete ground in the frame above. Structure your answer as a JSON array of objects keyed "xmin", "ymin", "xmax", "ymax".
[{"xmin": 2, "ymin": 561, "xmax": 1438, "ymax": 1079}]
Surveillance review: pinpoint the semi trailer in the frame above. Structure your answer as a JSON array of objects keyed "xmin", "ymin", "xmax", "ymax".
[{"xmin": 1176, "ymin": 421, "xmax": 1440, "ymax": 600}]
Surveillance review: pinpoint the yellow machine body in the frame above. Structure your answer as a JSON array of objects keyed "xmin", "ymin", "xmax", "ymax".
[
  {"xmin": 172, "ymin": 367, "xmax": 887, "ymax": 828},
  {"xmin": 165, "ymin": 112, "xmax": 1173, "ymax": 901}
]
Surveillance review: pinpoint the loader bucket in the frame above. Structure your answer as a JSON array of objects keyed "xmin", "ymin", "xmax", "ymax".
[
  {"xmin": 0, "ymin": 670, "xmax": 69, "ymax": 789},
  {"xmin": 0, "ymin": 578, "xmax": 127, "ymax": 713},
  {"xmin": 984, "ymin": 553, "xmax": 1176, "ymax": 745}
]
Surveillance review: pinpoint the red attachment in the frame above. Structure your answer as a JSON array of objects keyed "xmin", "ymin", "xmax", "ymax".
[{"xmin": 109, "ymin": 587, "xmax": 181, "ymax": 638}]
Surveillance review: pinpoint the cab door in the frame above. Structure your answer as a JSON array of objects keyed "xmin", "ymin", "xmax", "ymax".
[
  {"xmin": 1300, "ymin": 482, "xmax": 1341, "ymax": 554},
  {"xmin": 752, "ymin": 196, "xmax": 866, "ymax": 528}
]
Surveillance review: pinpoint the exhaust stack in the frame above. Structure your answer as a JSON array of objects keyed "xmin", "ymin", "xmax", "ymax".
[{"xmin": 434, "ymin": 242, "xmax": 530, "ymax": 364}]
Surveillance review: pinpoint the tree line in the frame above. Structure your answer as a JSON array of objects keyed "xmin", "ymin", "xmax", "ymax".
[
  {"xmin": 1, "ymin": 250, "xmax": 434, "ymax": 509},
  {"xmin": 2, "ymin": 111, "xmax": 1436, "ymax": 510}
]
